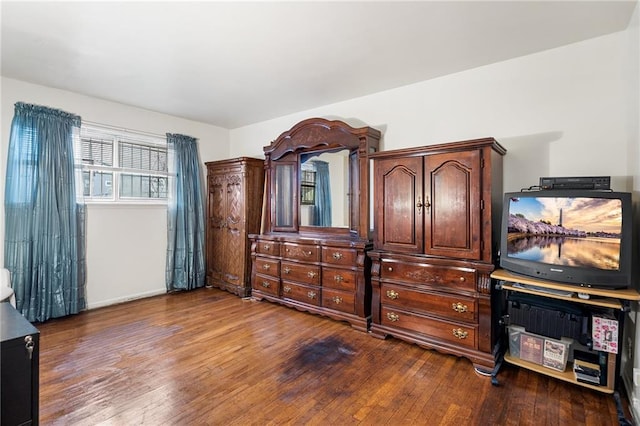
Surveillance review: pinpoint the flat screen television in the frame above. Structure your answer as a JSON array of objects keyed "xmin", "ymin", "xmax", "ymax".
[{"xmin": 499, "ymin": 190, "xmax": 633, "ymax": 289}]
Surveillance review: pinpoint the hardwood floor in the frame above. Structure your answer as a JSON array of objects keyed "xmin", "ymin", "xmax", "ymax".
[{"xmin": 36, "ymin": 288, "xmax": 631, "ymax": 425}]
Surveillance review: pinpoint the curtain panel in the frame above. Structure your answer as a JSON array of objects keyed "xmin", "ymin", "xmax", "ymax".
[
  {"xmin": 4, "ymin": 102, "xmax": 86, "ymax": 322},
  {"xmin": 166, "ymin": 133, "xmax": 206, "ymax": 291},
  {"xmin": 312, "ymin": 160, "xmax": 332, "ymax": 227}
]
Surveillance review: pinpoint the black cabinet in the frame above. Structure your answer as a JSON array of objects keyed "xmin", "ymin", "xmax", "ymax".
[{"xmin": 1, "ymin": 303, "xmax": 39, "ymax": 426}]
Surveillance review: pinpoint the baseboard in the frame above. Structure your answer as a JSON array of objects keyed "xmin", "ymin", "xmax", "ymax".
[
  {"xmin": 622, "ymin": 369, "xmax": 640, "ymax": 423},
  {"xmin": 86, "ymin": 289, "xmax": 166, "ymax": 310}
]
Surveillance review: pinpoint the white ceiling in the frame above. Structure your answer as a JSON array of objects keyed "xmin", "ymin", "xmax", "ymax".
[{"xmin": 1, "ymin": 1, "xmax": 637, "ymax": 129}]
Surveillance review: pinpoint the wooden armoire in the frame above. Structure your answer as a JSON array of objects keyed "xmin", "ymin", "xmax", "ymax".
[
  {"xmin": 368, "ymin": 138, "xmax": 506, "ymax": 374},
  {"xmin": 206, "ymin": 157, "xmax": 264, "ymax": 297}
]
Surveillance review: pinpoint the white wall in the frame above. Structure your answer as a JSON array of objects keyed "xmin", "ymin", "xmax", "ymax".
[
  {"xmin": 0, "ymin": 77, "xmax": 230, "ymax": 308},
  {"xmin": 231, "ymin": 30, "xmax": 635, "ymax": 193}
]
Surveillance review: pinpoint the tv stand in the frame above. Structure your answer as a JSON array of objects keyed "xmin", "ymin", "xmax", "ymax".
[{"xmin": 491, "ymin": 269, "xmax": 640, "ymax": 394}]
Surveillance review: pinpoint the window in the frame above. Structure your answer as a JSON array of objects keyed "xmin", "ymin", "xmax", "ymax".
[{"xmin": 78, "ymin": 124, "xmax": 169, "ymax": 202}]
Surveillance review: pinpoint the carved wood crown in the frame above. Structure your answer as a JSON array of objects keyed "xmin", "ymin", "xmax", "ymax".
[{"xmin": 264, "ymin": 118, "xmax": 381, "ymax": 161}]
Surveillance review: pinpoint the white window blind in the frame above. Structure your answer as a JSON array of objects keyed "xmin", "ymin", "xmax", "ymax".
[{"xmin": 77, "ymin": 124, "xmax": 170, "ymax": 202}]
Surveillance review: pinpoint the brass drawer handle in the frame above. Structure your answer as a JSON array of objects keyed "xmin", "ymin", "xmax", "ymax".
[
  {"xmin": 386, "ymin": 312, "xmax": 400, "ymax": 322},
  {"xmin": 307, "ymin": 271, "xmax": 317, "ymax": 279},
  {"xmin": 283, "ymin": 267, "xmax": 291, "ymax": 274},
  {"xmin": 386, "ymin": 289, "xmax": 399, "ymax": 300},
  {"xmin": 452, "ymin": 302, "xmax": 468, "ymax": 313},
  {"xmin": 283, "ymin": 286, "xmax": 292, "ymax": 293},
  {"xmin": 261, "ymin": 281, "xmax": 270, "ymax": 288},
  {"xmin": 262, "ymin": 264, "xmax": 270, "ymax": 270},
  {"xmin": 334, "ymin": 275, "xmax": 344, "ymax": 282},
  {"xmin": 332, "ymin": 252, "xmax": 343, "ymax": 260},
  {"xmin": 387, "ymin": 267, "xmax": 393, "ymax": 272},
  {"xmin": 453, "ymin": 328, "xmax": 468, "ymax": 339},
  {"xmin": 307, "ymin": 291, "xmax": 317, "ymax": 299},
  {"xmin": 332, "ymin": 296, "xmax": 343, "ymax": 304},
  {"xmin": 459, "ymin": 276, "xmax": 466, "ymax": 282},
  {"xmin": 305, "ymin": 251, "xmax": 313, "ymax": 256},
  {"xmin": 263, "ymin": 244, "xmax": 271, "ymax": 251}
]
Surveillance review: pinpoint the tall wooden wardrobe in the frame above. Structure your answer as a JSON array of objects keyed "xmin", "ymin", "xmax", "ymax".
[
  {"xmin": 368, "ymin": 138, "xmax": 506, "ymax": 374},
  {"xmin": 206, "ymin": 157, "xmax": 264, "ymax": 297}
]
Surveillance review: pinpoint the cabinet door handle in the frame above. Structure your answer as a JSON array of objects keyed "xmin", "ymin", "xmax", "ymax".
[
  {"xmin": 417, "ymin": 196, "xmax": 431, "ymax": 213},
  {"xmin": 386, "ymin": 289, "xmax": 399, "ymax": 300},
  {"xmin": 452, "ymin": 302, "xmax": 468, "ymax": 313},
  {"xmin": 387, "ymin": 312, "xmax": 400, "ymax": 322},
  {"xmin": 25, "ymin": 335, "xmax": 35, "ymax": 360},
  {"xmin": 453, "ymin": 328, "xmax": 468, "ymax": 339}
]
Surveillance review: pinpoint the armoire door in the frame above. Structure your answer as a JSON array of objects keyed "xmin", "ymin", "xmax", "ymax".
[
  {"xmin": 374, "ymin": 156, "xmax": 424, "ymax": 253},
  {"xmin": 424, "ymin": 149, "xmax": 481, "ymax": 260},
  {"xmin": 208, "ymin": 173, "xmax": 227, "ymax": 283},
  {"xmin": 223, "ymin": 173, "xmax": 244, "ymax": 287}
]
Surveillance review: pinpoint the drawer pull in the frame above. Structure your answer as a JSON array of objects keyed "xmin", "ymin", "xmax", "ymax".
[
  {"xmin": 453, "ymin": 328, "xmax": 468, "ymax": 339},
  {"xmin": 307, "ymin": 291, "xmax": 317, "ymax": 299},
  {"xmin": 452, "ymin": 302, "xmax": 468, "ymax": 313},
  {"xmin": 306, "ymin": 251, "xmax": 313, "ymax": 256},
  {"xmin": 386, "ymin": 289, "xmax": 399, "ymax": 300},
  {"xmin": 387, "ymin": 267, "xmax": 393, "ymax": 272},
  {"xmin": 307, "ymin": 271, "xmax": 317, "ymax": 279},
  {"xmin": 332, "ymin": 252, "xmax": 343, "ymax": 260},
  {"xmin": 386, "ymin": 312, "xmax": 400, "ymax": 322},
  {"xmin": 332, "ymin": 296, "xmax": 343, "ymax": 304},
  {"xmin": 283, "ymin": 286, "xmax": 292, "ymax": 293},
  {"xmin": 262, "ymin": 264, "xmax": 270, "ymax": 271},
  {"xmin": 283, "ymin": 266, "xmax": 291, "ymax": 274},
  {"xmin": 261, "ymin": 281, "xmax": 270, "ymax": 288},
  {"xmin": 459, "ymin": 276, "xmax": 466, "ymax": 282},
  {"xmin": 334, "ymin": 275, "xmax": 344, "ymax": 283},
  {"xmin": 263, "ymin": 244, "xmax": 271, "ymax": 251}
]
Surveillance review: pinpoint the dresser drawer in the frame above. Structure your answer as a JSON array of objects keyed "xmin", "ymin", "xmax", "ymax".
[
  {"xmin": 282, "ymin": 243, "xmax": 320, "ymax": 262},
  {"xmin": 322, "ymin": 247, "xmax": 357, "ymax": 266},
  {"xmin": 322, "ymin": 288, "xmax": 355, "ymax": 314},
  {"xmin": 256, "ymin": 240, "xmax": 280, "ymax": 256},
  {"xmin": 281, "ymin": 261, "xmax": 321, "ymax": 286},
  {"xmin": 381, "ymin": 307, "xmax": 476, "ymax": 348},
  {"xmin": 281, "ymin": 281, "xmax": 321, "ymax": 306},
  {"xmin": 381, "ymin": 284, "xmax": 477, "ymax": 322},
  {"xmin": 254, "ymin": 273, "xmax": 280, "ymax": 297},
  {"xmin": 380, "ymin": 260, "xmax": 476, "ymax": 292},
  {"xmin": 322, "ymin": 267, "xmax": 357, "ymax": 291},
  {"xmin": 254, "ymin": 257, "xmax": 280, "ymax": 278}
]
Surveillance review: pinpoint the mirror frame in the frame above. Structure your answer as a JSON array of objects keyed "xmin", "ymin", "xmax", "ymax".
[{"xmin": 262, "ymin": 118, "xmax": 381, "ymax": 239}]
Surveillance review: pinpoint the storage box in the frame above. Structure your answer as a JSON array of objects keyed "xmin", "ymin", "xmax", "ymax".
[{"xmin": 508, "ymin": 325, "xmax": 572, "ymax": 372}]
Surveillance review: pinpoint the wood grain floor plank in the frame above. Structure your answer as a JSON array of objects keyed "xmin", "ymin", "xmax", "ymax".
[{"xmin": 34, "ymin": 288, "xmax": 630, "ymax": 425}]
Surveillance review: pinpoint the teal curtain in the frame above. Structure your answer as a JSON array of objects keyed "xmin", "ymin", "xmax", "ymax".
[
  {"xmin": 312, "ymin": 160, "xmax": 332, "ymax": 227},
  {"xmin": 166, "ymin": 133, "xmax": 206, "ymax": 291},
  {"xmin": 4, "ymin": 102, "xmax": 86, "ymax": 322}
]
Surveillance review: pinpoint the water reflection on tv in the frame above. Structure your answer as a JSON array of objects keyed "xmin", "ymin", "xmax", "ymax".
[{"xmin": 506, "ymin": 196, "xmax": 622, "ymax": 271}]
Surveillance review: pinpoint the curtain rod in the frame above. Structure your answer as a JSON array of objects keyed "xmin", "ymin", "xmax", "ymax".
[{"xmin": 82, "ymin": 120, "xmax": 166, "ymax": 140}]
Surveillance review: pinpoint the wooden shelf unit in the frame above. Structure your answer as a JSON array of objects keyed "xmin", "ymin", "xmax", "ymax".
[{"xmin": 492, "ymin": 268, "xmax": 640, "ymax": 393}]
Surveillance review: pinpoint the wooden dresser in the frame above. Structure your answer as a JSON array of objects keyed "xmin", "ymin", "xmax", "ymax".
[
  {"xmin": 250, "ymin": 118, "xmax": 380, "ymax": 331},
  {"xmin": 206, "ymin": 157, "xmax": 264, "ymax": 297},
  {"xmin": 368, "ymin": 138, "xmax": 506, "ymax": 373}
]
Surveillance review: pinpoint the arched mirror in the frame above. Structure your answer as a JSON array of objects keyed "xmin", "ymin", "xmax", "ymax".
[
  {"xmin": 300, "ymin": 149, "xmax": 350, "ymax": 228},
  {"xmin": 262, "ymin": 118, "xmax": 380, "ymax": 239}
]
